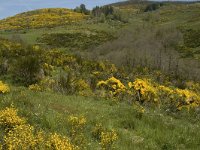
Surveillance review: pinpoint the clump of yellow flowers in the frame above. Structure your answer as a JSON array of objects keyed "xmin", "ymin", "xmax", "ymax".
[
  {"xmin": 97, "ymin": 77, "xmax": 200, "ymax": 110},
  {"xmin": 92, "ymin": 124, "xmax": 118, "ymax": 150},
  {"xmin": 68, "ymin": 115, "xmax": 87, "ymax": 131},
  {"xmin": 100, "ymin": 130, "xmax": 118, "ymax": 150},
  {"xmin": 68, "ymin": 115, "xmax": 87, "ymax": 148},
  {"xmin": 97, "ymin": 77, "xmax": 126, "ymax": 98},
  {"xmin": 75, "ymin": 79, "xmax": 92, "ymax": 96},
  {"xmin": 0, "ymin": 107, "xmax": 26, "ymax": 129},
  {"xmin": 4, "ymin": 124, "xmax": 41, "ymax": 150},
  {"xmin": 0, "ymin": 107, "xmax": 77, "ymax": 150},
  {"xmin": 46, "ymin": 133, "xmax": 77, "ymax": 150},
  {"xmin": 28, "ymin": 84, "xmax": 42, "ymax": 92},
  {"xmin": 92, "ymin": 123, "xmax": 104, "ymax": 140},
  {"xmin": 128, "ymin": 78, "xmax": 158, "ymax": 103},
  {"xmin": 175, "ymin": 88, "xmax": 200, "ymax": 110},
  {"xmin": 0, "ymin": 81, "xmax": 10, "ymax": 94}
]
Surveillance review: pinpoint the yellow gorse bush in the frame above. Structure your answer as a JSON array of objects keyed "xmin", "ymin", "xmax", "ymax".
[
  {"xmin": 128, "ymin": 78, "xmax": 158, "ymax": 103},
  {"xmin": 97, "ymin": 77, "xmax": 126, "ymax": 97},
  {"xmin": 92, "ymin": 124, "xmax": 118, "ymax": 150},
  {"xmin": 185, "ymin": 81, "xmax": 200, "ymax": 93},
  {"xmin": 28, "ymin": 84, "xmax": 42, "ymax": 92},
  {"xmin": 75, "ymin": 79, "xmax": 92, "ymax": 96},
  {"xmin": 100, "ymin": 130, "xmax": 118, "ymax": 150},
  {"xmin": 4, "ymin": 124, "xmax": 39, "ymax": 150},
  {"xmin": 158, "ymin": 85, "xmax": 174, "ymax": 97},
  {"xmin": 175, "ymin": 88, "xmax": 200, "ymax": 110},
  {"xmin": 68, "ymin": 115, "xmax": 87, "ymax": 148},
  {"xmin": 40, "ymin": 77, "xmax": 56, "ymax": 91},
  {"xmin": 92, "ymin": 123, "xmax": 104, "ymax": 140},
  {"xmin": 68, "ymin": 115, "xmax": 86, "ymax": 132},
  {"xmin": 0, "ymin": 107, "xmax": 26, "ymax": 129},
  {"xmin": 0, "ymin": 107, "xmax": 77, "ymax": 150},
  {"xmin": 46, "ymin": 133, "xmax": 76, "ymax": 150},
  {"xmin": 0, "ymin": 81, "xmax": 10, "ymax": 94},
  {"xmin": 129, "ymin": 78, "xmax": 200, "ymax": 109}
]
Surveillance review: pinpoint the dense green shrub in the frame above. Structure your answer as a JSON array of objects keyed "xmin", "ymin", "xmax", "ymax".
[
  {"xmin": 183, "ymin": 29, "xmax": 200, "ymax": 48},
  {"xmin": 92, "ymin": 6, "xmax": 114, "ymax": 17},
  {"xmin": 74, "ymin": 4, "xmax": 90, "ymax": 15},
  {"xmin": 12, "ymin": 55, "xmax": 42, "ymax": 86},
  {"xmin": 91, "ymin": 5, "xmax": 128, "ymax": 23},
  {"xmin": 144, "ymin": 3, "xmax": 164, "ymax": 12},
  {"xmin": 37, "ymin": 31, "xmax": 116, "ymax": 50}
]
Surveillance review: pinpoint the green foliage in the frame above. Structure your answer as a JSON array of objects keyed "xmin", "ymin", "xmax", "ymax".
[
  {"xmin": 91, "ymin": 5, "xmax": 128, "ymax": 23},
  {"xmin": 12, "ymin": 55, "xmax": 42, "ymax": 86},
  {"xmin": 92, "ymin": 6, "xmax": 114, "ymax": 17},
  {"xmin": 37, "ymin": 31, "xmax": 116, "ymax": 50},
  {"xmin": 183, "ymin": 29, "xmax": 200, "ymax": 48},
  {"xmin": 0, "ymin": 2, "xmax": 200, "ymax": 149},
  {"xmin": 74, "ymin": 4, "xmax": 90, "ymax": 15},
  {"xmin": 0, "ymin": 89, "xmax": 200, "ymax": 149},
  {"xmin": 144, "ymin": 3, "xmax": 164, "ymax": 12}
]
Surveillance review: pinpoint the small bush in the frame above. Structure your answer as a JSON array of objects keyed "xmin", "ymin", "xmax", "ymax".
[
  {"xmin": 0, "ymin": 81, "xmax": 10, "ymax": 94},
  {"xmin": 12, "ymin": 55, "xmax": 42, "ymax": 86},
  {"xmin": 0, "ymin": 107, "xmax": 26, "ymax": 130}
]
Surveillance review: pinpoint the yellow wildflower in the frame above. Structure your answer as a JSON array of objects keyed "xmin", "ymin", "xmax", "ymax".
[
  {"xmin": 0, "ymin": 81, "xmax": 10, "ymax": 94},
  {"xmin": 0, "ymin": 107, "xmax": 26, "ymax": 129}
]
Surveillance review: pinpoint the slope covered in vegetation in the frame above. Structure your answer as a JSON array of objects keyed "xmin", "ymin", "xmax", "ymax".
[
  {"xmin": 0, "ymin": 35, "xmax": 200, "ymax": 149},
  {"xmin": 0, "ymin": 8, "xmax": 87, "ymax": 30},
  {"xmin": 88, "ymin": 2, "xmax": 200, "ymax": 80},
  {"xmin": 0, "ymin": 1, "xmax": 200, "ymax": 149}
]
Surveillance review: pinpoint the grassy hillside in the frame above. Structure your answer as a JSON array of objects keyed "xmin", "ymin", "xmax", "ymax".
[
  {"xmin": 87, "ymin": 2, "xmax": 200, "ymax": 80},
  {"xmin": 0, "ymin": 8, "xmax": 87, "ymax": 30},
  {"xmin": 0, "ymin": 1, "xmax": 200, "ymax": 149},
  {"xmin": 0, "ymin": 33, "xmax": 200, "ymax": 149},
  {"xmin": 1, "ymin": 87, "xmax": 200, "ymax": 150}
]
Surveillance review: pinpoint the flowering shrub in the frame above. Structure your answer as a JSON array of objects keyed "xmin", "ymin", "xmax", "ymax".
[
  {"xmin": 100, "ymin": 130, "xmax": 118, "ymax": 150},
  {"xmin": 158, "ymin": 85, "xmax": 200, "ymax": 110},
  {"xmin": 174, "ymin": 89, "xmax": 200, "ymax": 110},
  {"xmin": 185, "ymin": 81, "xmax": 200, "ymax": 93},
  {"xmin": 46, "ymin": 133, "xmax": 76, "ymax": 150},
  {"xmin": 0, "ymin": 107, "xmax": 26, "ymax": 130},
  {"xmin": 68, "ymin": 115, "xmax": 86, "ymax": 131},
  {"xmin": 43, "ymin": 63, "xmax": 54, "ymax": 75},
  {"xmin": 3, "ymin": 124, "xmax": 40, "ymax": 150},
  {"xmin": 3, "ymin": 124, "xmax": 76, "ymax": 150},
  {"xmin": 40, "ymin": 77, "xmax": 56, "ymax": 91},
  {"xmin": 158, "ymin": 85, "xmax": 174, "ymax": 98},
  {"xmin": 92, "ymin": 124, "xmax": 118, "ymax": 149},
  {"xmin": 68, "ymin": 115, "xmax": 87, "ymax": 148},
  {"xmin": 74, "ymin": 79, "xmax": 92, "ymax": 96},
  {"xmin": 28, "ymin": 84, "xmax": 42, "ymax": 92},
  {"xmin": 0, "ymin": 81, "xmax": 10, "ymax": 94},
  {"xmin": 0, "ymin": 107, "xmax": 77, "ymax": 150},
  {"xmin": 128, "ymin": 78, "xmax": 158, "ymax": 103},
  {"xmin": 97, "ymin": 77, "xmax": 126, "ymax": 98},
  {"xmin": 92, "ymin": 123, "xmax": 104, "ymax": 141}
]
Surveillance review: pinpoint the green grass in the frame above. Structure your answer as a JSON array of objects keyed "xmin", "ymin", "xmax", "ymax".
[
  {"xmin": 0, "ymin": 20, "xmax": 122, "ymax": 46},
  {"xmin": 1, "ymin": 87, "xmax": 200, "ymax": 149},
  {"xmin": 1, "ymin": 2, "xmax": 200, "ymax": 149}
]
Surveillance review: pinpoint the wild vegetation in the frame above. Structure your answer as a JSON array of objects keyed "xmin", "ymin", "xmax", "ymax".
[
  {"xmin": 0, "ymin": 8, "xmax": 87, "ymax": 30},
  {"xmin": 37, "ymin": 31, "xmax": 116, "ymax": 50},
  {"xmin": 0, "ymin": 0, "xmax": 200, "ymax": 149}
]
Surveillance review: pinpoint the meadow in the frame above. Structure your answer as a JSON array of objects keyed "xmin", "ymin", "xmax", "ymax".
[{"xmin": 0, "ymin": 1, "xmax": 200, "ymax": 150}]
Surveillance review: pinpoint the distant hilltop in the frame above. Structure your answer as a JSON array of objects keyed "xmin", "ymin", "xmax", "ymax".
[{"xmin": 0, "ymin": 8, "xmax": 87, "ymax": 30}]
